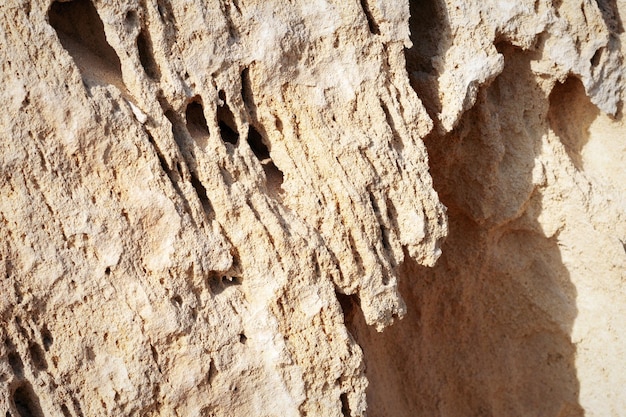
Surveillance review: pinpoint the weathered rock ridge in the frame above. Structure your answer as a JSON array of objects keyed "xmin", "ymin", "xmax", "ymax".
[{"xmin": 0, "ymin": 0, "xmax": 624, "ymax": 416}]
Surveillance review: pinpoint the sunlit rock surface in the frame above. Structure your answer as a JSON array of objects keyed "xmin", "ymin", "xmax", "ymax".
[{"xmin": 0, "ymin": 0, "xmax": 624, "ymax": 416}]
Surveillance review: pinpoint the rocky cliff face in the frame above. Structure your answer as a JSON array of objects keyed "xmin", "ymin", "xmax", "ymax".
[{"xmin": 0, "ymin": 0, "xmax": 624, "ymax": 416}]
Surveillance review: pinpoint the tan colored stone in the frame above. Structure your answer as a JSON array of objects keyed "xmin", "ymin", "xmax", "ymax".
[{"xmin": 1, "ymin": 0, "xmax": 624, "ymax": 416}]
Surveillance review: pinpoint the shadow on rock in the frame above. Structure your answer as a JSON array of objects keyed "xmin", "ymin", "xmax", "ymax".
[{"xmin": 344, "ymin": 37, "xmax": 584, "ymax": 417}]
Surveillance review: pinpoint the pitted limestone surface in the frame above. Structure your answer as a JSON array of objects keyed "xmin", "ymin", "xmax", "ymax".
[{"xmin": 1, "ymin": 0, "xmax": 625, "ymax": 416}]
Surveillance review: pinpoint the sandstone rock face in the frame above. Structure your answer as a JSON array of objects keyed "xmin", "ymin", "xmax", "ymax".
[{"xmin": 0, "ymin": 1, "xmax": 624, "ymax": 417}]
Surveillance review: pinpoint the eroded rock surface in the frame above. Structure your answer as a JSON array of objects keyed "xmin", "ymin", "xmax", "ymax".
[
  {"xmin": 0, "ymin": 0, "xmax": 624, "ymax": 416},
  {"xmin": 351, "ymin": 1, "xmax": 626, "ymax": 416}
]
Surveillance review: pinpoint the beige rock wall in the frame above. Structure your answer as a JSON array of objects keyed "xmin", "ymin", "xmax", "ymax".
[
  {"xmin": 0, "ymin": 0, "xmax": 624, "ymax": 417},
  {"xmin": 350, "ymin": 0, "xmax": 626, "ymax": 416}
]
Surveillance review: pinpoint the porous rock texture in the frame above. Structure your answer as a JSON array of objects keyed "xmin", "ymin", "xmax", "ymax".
[{"xmin": 0, "ymin": 1, "xmax": 624, "ymax": 417}]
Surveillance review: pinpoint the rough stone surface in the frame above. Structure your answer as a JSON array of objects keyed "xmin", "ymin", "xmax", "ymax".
[{"xmin": 0, "ymin": 0, "xmax": 624, "ymax": 416}]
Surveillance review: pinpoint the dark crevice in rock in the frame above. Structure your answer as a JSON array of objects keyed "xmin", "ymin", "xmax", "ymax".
[
  {"xmin": 207, "ymin": 273, "xmax": 242, "ymax": 295},
  {"xmin": 12, "ymin": 382, "xmax": 44, "ymax": 417},
  {"xmin": 164, "ymin": 108, "xmax": 188, "ymax": 152},
  {"xmin": 185, "ymin": 99, "xmax": 210, "ymax": 146},
  {"xmin": 217, "ymin": 92, "xmax": 239, "ymax": 145},
  {"xmin": 71, "ymin": 397, "xmax": 84, "ymax": 417},
  {"xmin": 247, "ymin": 126, "xmax": 270, "ymax": 161},
  {"xmin": 207, "ymin": 359, "xmax": 217, "ymax": 385},
  {"xmin": 340, "ymin": 392, "xmax": 351, "ymax": 417},
  {"xmin": 405, "ymin": 0, "xmax": 451, "ymax": 128},
  {"xmin": 60, "ymin": 404, "xmax": 71, "ymax": 417},
  {"xmin": 359, "ymin": 0, "xmax": 380, "ymax": 35},
  {"xmin": 144, "ymin": 126, "xmax": 197, "ymax": 221},
  {"xmin": 189, "ymin": 172, "xmax": 212, "ymax": 213},
  {"xmin": 137, "ymin": 29, "xmax": 160, "ymax": 80},
  {"xmin": 28, "ymin": 343, "xmax": 47, "ymax": 371},
  {"xmin": 164, "ymin": 107, "xmax": 215, "ymax": 219},
  {"xmin": 590, "ymin": 47, "xmax": 604, "ymax": 67},
  {"xmin": 367, "ymin": 190, "xmax": 393, "ymax": 262},
  {"xmin": 240, "ymin": 68, "xmax": 253, "ymax": 110},
  {"xmin": 595, "ymin": 0, "xmax": 624, "ymax": 33},
  {"xmin": 150, "ymin": 344, "xmax": 161, "ymax": 373},
  {"xmin": 247, "ymin": 126, "xmax": 284, "ymax": 197},
  {"xmin": 336, "ymin": 291, "xmax": 361, "ymax": 326},
  {"xmin": 380, "ymin": 100, "xmax": 405, "ymax": 151},
  {"xmin": 8, "ymin": 352, "xmax": 24, "ymax": 377},
  {"xmin": 48, "ymin": 0, "xmax": 124, "ymax": 91},
  {"xmin": 181, "ymin": 100, "xmax": 214, "ymax": 213},
  {"xmin": 156, "ymin": 0, "xmax": 175, "ymax": 25},
  {"xmin": 145, "ymin": 130, "xmax": 174, "ymax": 180},
  {"xmin": 171, "ymin": 295, "xmax": 183, "ymax": 306}
]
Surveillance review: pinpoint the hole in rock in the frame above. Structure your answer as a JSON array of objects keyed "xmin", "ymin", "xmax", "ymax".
[
  {"xmin": 12, "ymin": 382, "xmax": 44, "ymax": 417},
  {"xmin": 125, "ymin": 10, "xmax": 137, "ymax": 26},
  {"xmin": 217, "ymin": 92, "xmax": 239, "ymax": 145},
  {"xmin": 171, "ymin": 295, "xmax": 183, "ymax": 306},
  {"xmin": 207, "ymin": 273, "xmax": 241, "ymax": 295},
  {"xmin": 8, "ymin": 352, "xmax": 24, "ymax": 376},
  {"xmin": 207, "ymin": 359, "xmax": 217, "ymax": 385},
  {"xmin": 247, "ymin": 125, "xmax": 270, "ymax": 160},
  {"xmin": 208, "ymin": 275, "xmax": 221, "ymax": 294},
  {"xmin": 404, "ymin": 0, "xmax": 448, "ymax": 123},
  {"xmin": 28, "ymin": 343, "xmax": 47, "ymax": 370},
  {"xmin": 336, "ymin": 292, "xmax": 360, "ymax": 324},
  {"xmin": 104, "ymin": 267, "xmax": 111, "ymax": 275},
  {"xmin": 60, "ymin": 404, "xmax": 71, "ymax": 417},
  {"xmin": 185, "ymin": 99, "xmax": 210, "ymax": 148},
  {"xmin": 247, "ymin": 126, "xmax": 284, "ymax": 197},
  {"xmin": 274, "ymin": 117, "xmax": 283, "ymax": 133},
  {"xmin": 219, "ymin": 121, "xmax": 239, "ymax": 145},
  {"xmin": 239, "ymin": 334, "xmax": 247, "ymax": 344},
  {"xmin": 137, "ymin": 29, "xmax": 160, "ymax": 80},
  {"xmin": 240, "ymin": 68, "xmax": 253, "ymax": 106},
  {"xmin": 590, "ymin": 47, "xmax": 603, "ymax": 67},
  {"xmin": 340, "ymin": 393, "xmax": 351, "ymax": 417},
  {"xmin": 48, "ymin": 0, "xmax": 124, "ymax": 90},
  {"xmin": 221, "ymin": 275, "xmax": 241, "ymax": 286}
]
